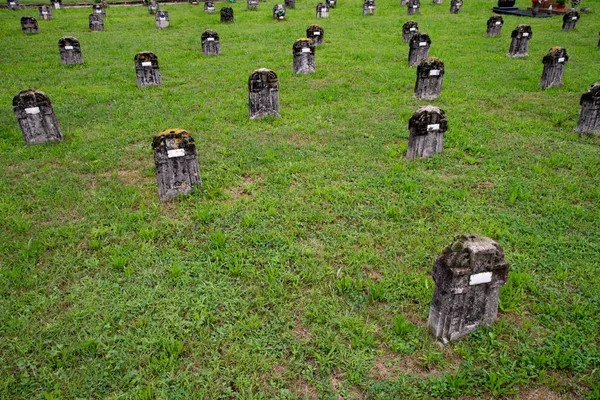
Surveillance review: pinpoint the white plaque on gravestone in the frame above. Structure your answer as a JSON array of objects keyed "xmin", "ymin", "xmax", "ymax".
[
  {"xmin": 142, "ymin": 61, "xmax": 152, "ymax": 67},
  {"xmin": 419, "ymin": 41, "xmax": 427, "ymax": 47},
  {"xmin": 427, "ymin": 123, "xmax": 439, "ymax": 131},
  {"xmin": 572, "ymin": 16, "xmax": 577, "ymax": 20},
  {"xmin": 469, "ymin": 272, "xmax": 492, "ymax": 286},
  {"xmin": 302, "ymin": 47, "xmax": 311, "ymax": 53},
  {"xmin": 314, "ymin": 31, "xmax": 320, "ymax": 35},
  {"xmin": 409, "ymin": 27, "xmax": 416, "ymax": 31},
  {"xmin": 160, "ymin": 17, "xmax": 166, "ymax": 20},
  {"xmin": 522, "ymin": 32, "xmax": 529, "ymax": 37},
  {"xmin": 429, "ymin": 70, "xmax": 440, "ymax": 76},
  {"xmin": 25, "ymin": 107, "xmax": 41, "ymax": 114},
  {"xmin": 412, "ymin": 4, "xmax": 417, "ymax": 8},
  {"xmin": 207, "ymin": 37, "xmax": 215, "ymax": 41},
  {"xmin": 167, "ymin": 149, "xmax": 186, "ymax": 158},
  {"xmin": 558, "ymin": 57, "xmax": 565, "ymax": 63},
  {"xmin": 495, "ymin": 21, "xmax": 501, "ymax": 25},
  {"xmin": 65, "ymin": 45, "xmax": 73, "ymax": 50}
]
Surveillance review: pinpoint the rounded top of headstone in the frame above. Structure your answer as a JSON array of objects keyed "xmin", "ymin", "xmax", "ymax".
[
  {"xmin": 21, "ymin": 16, "xmax": 37, "ymax": 22},
  {"xmin": 249, "ymin": 68, "xmax": 278, "ymax": 89},
  {"xmin": 563, "ymin": 10, "xmax": 579, "ymax": 21},
  {"xmin": 543, "ymin": 46, "xmax": 568, "ymax": 64},
  {"xmin": 316, "ymin": 2, "xmax": 328, "ymax": 9},
  {"xmin": 58, "ymin": 36, "xmax": 79, "ymax": 46},
  {"xmin": 13, "ymin": 89, "xmax": 51, "ymax": 108},
  {"xmin": 293, "ymin": 38, "xmax": 314, "ymax": 52},
  {"xmin": 487, "ymin": 15, "xmax": 503, "ymax": 25},
  {"xmin": 93, "ymin": 4, "xmax": 102, "ymax": 9},
  {"xmin": 408, "ymin": 105, "xmax": 448, "ymax": 136},
  {"xmin": 403, "ymin": 20, "xmax": 418, "ymax": 27},
  {"xmin": 511, "ymin": 24, "xmax": 532, "ymax": 38},
  {"xmin": 135, "ymin": 51, "xmax": 158, "ymax": 62},
  {"xmin": 152, "ymin": 128, "xmax": 195, "ymax": 150},
  {"xmin": 307, "ymin": 24, "xmax": 323, "ymax": 30},
  {"xmin": 580, "ymin": 83, "xmax": 600, "ymax": 103},
  {"xmin": 201, "ymin": 29, "xmax": 219, "ymax": 39},
  {"xmin": 438, "ymin": 234, "xmax": 507, "ymax": 275},
  {"xmin": 156, "ymin": 10, "xmax": 168, "ymax": 17},
  {"xmin": 417, "ymin": 57, "xmax": 444, "ymax": 73},
  {"xmin": 221, "ymin": 6, "xmax": 233, "ymax": 12},
  {"xmin": 409, "ymin": 33, "xmax": 431, "ymax": 47}
]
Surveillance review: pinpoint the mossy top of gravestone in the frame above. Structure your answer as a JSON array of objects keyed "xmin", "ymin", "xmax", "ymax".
[
  {"xmin": 201, "ymin": 29, "xmax": 219, "ymax": 40},
  {"xmin": 563, "ymin": 10, "xmax": 579, "ymax": 21},
  {"xmin": 580, "ymin": 83, "xmax": 600, "ymax": 104},
  {"xmin": 441, "ymin": 234, "xmax": 508, "ymax": 275},
  {"xmin": 152, "ymin": 128, "xmax": 194, "ymax": 150},
  {"xmin": 248, "ymin": 68, "xmax": 278, "ymax": 92},
  {"xmin": 135, "ymin": 51, "xmax": 158, "ymax": 63},
  {"xmin": 511, "ymin": 24, "xmax": 532, "ymax": 38},
  {"xmin": 403, "ymin": 20, "xmax": 418, "ymax": 28},
  {"xmin": 58, "ymin": 36, "xmax": 79, "ymax": 46},
  {"xmin": 409, "ymin": 33, "xmax": 431, "ymax": 47},
  {"xmin": 408, "ymin": 105, "xmax": 447, "ymax": 136},
  {"xmin": 293, "ymin": 38, "xmax": 315, "ymax": 52},
  {"xmin": 13, "ymin": 89, "xmax": 52, "ymax": 109},
  {"xmin": 308, "ymin": 24, "xmax": 323, "ymax": 30},
  {"xmin": 543, "ymin": 47, "xmax": 568, "ymax": 63},
  {"xmin": 487, "ymin": 15, "xmax": 503, "ymax": 24},
  {"xmin": 417, "ymin": 57, "xmax": 444, "ymax": 72}
]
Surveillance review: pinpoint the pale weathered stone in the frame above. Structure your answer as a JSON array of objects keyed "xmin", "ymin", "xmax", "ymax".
[
  {"xmin": 402, "ymin": 20, "xmax": 418, "ymax": 43},
  {"xmin": 486, "ymin": 15, "xmax": 503, "ymax": 37},
  {"xmin": 156, "ymin": 11, "xmax": 169, "ymax": 28},
  {"xmin": 449, "ymin": 0, "xmax": 462, "ymax": 13},
  {"xmin": 53, "ymin": 0, "xmax": 61, "ymax": 9},
  {"xmin": 363, "ymin": 0, "xmax": 376, "ymax": 16},
  {"xmin": 307, "ymin": 24, "xmax": 324, "ymax": 46},
  {"xmin": 407, "ymin": 105, "xmax": 447, "ymax": 159},
  {"xmin": 8, "ymin": 0, "xmax": 20, "ymax": 10},
  {"xmin": 58, "ymin": 36, "xmax": 83, "ymax": 65},
  {"xmin": 204, "ymin": 1, "xmax": 215, "ymax": 13},
  {"xmin": 38, "ymin": 5, "xmax": 52, "ymax": 20},
  {"xmin": 562, "ymin": 10, "xmax": 579, "ymax": 31},
  {"xmin": 316, "ymin": 2, "xmax": 329, "ymax": 18},
  {"xmin": 248, "ymin": 0, "xmax": 258, "ymax": 10},
  {"xmin": 540, "ymin": 47, "xmax": 568, "ymax": 89},
  {"xmin": 135, "ymin": 52, "xmax": 161, "ymax": 88},
  {"xmin": 273, "ymin": 4, "xmax": 286, "ymax": 20},
  {"xmin": 508, "ymin": 25, "xmax": 531, "ymax": 57},
  {"xmin": 407, "ymin": 0, "xmax": 419, "ymax": 15},
  {"xmin": 220, "ymin": 7, "xmax": 234, "ymax": 23},
  {"xmin": 92, "ymin": 4, "xmax": 105, "ymax": 17},
  {"xmin": 249, "ymin": 68, "xmax": 279, "ymax": 119},
  {"xmin": 408, "ymin": 33, "xmax": 430, "ymax": 66},
  {"xmin": 326, "ymin": 0, "xmax": 336, "ymax": 8},
  {"xmin": 201, "ymin": 30, "xmax": 220, "ymax": 55},
  {"xmin": 89, "ymin": 14, "xmax": 104, "ymax": 32},
  {"xmin": 13, "ymin": 89, "xmax": 63, "ymax": 145},
  {"xmin": 293, "ymin": 38, "xmax": 315, "ymax": 75},
  {"xmin": 414, "ymin": 57, "xmax": 444, "ymax": 100},
  {"xmin": 575, "ymin": 83, "xmax": 600, "ymax": 136},
  {"xmin": 432, "ymin": 0, "xmax": 442, "ymax": 4},
  {"xmin": 21, "ymin": 17, "xmax": 39, "ymax": 34},
  {"xmin": 148, "ymin": 1, "xmax": 158, "ymax": 14}
]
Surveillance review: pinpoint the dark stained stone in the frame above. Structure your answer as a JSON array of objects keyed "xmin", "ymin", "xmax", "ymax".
[{"xmin": 13, "ymin": 89, "xmax": 63, "ymax": 145}]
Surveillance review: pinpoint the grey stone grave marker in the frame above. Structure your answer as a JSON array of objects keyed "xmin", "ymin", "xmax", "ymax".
[
  {"xmin": 93, "ymin": 4, "xmax": 106, "ymax": 17},
  {"xmin": 307, "ymin": 24, "xmax": 324, "ymax": 46},
  {"xmin": 58, "ymin": 36, "xmax": 83, "ymax": 65},
  {"xmin": 449, "ymin": 0, "xmax": 462, "ymax": 13},
  {"xmin": 327, "ymin": 0, "xmax": 336, "ymax": 8},
  {"xmin": 400, "ymin": 0, "xmax": 408, "ymax": 5},
  {"xmin": 575, "ymin": 83, "xmax": 600, "ymax": 136},
  {"xmin": 89, "ymin": 14, "xmax": 104, "ymax": 32},
  {"xmin": 508, "ymin": 25, "xmax": 531, "ymax": 58},
  {"xmin": 248, "ymin": 0, "xmax": 258, "ymax": 10},
  {"xmin": 414, "ymin": 57, "xmax": 444, "ymax": 100},
  {"xmin": 156, "ymin": 11, "xmax": 169, "ymax": 28},
  {"xmin": 407, "ymin": 0, "xmax": 419, "ymax": 15},
  {"xmin": 201, "ymin": 30, "xmax": 220, "ymax": 55},
  {"xmin": 486, "ymin": 15, "xmax": 503, "ymax": 36},
  {"xmin": 38, "ymin": 5, "xmax": 53, "ymax": 20},
  {"xmin": 293, "ymin": 38, "xmax": 315, "ymax": 75},
  {"xmin": 53, "ymin": 0, "xmax": 61, "ymax": 9},
  {"xmin": 8, "ymin": 0, "xmax": 19, "ymax": 10},
  {"xmin": 273, "ymin": 4, "xmax": 286, "ymax": 20},
  {"xmin": 21, "ymin": 17, "xmax": 39, "ymax": 34},
  {"xmin": 432, "ymin": 0, "xmax": 442, "ymax": 4},
  {"xmin": 402, "ymin": 20, "xmax": 419, "ymax": 43},
  {"xmin": 135, "ymin": 52, "xmax": 162, "ymax": 88},
  {"xmin": 316, "ymin": 2, "xmax": 329, "ymax": 18},
  {"xmin": 204, "ymin": 1, "xmax": 215, "ymax": 13},
  {"xmin": 221, "ymin": 7, "xmax": 234, "ymax": 23},
  {"xmin": 427, "ymin": 234, "xmax": 509, "ymax": 344},
  {"xmin": 540, "ymin": 47, "xmax": 568, "ymax": 89},
  {"xmin": 407, "ymin": 105, "xmax": 447, "ymax": 159},
  {"xmin": 285, "ymin": 0, "xmax": 295, "ymax": 9},
  {"xmin": 562, "ymin": 10, "xmax": 579, "ymax": 31},
  {"xmin": 363, "ymin": 0, "xmax": 375, "ymax": 16},
  {"xmin": 148, "ymin": 1, "xmax": 159, "ymax": 14},
  {"xmin": 408, "ymin": 33, "xmax": 431, "ymax": 66},
  {"xmin": 249, "ymin": 68, "xmax": 280, "ymax": 119},
  {"xmin": 13, "ymin": 89, "xmax": 63, "ymax": 145},
  {"xmin": 153, "ymin": 128, "xmax": 202, "ymax": 202}
]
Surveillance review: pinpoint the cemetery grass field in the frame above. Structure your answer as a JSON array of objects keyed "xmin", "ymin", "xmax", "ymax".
[{"xmin": 1, "ymin": 0, "xmax": 600, "ymax": 398}]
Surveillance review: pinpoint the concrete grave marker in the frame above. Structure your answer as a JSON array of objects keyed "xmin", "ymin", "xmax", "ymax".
[
  {"xmin": 220, "ymin": 7, "xmax": 234, "ymax": 23},
  {"xmin": 407, "ymin": 105, "xmax": 447, "ymax": 158},
  {"xmin": 293, "ymin": 38, "xmax": 315, "ymax": 75},
  {"xmin": 284, "ymin": 0, "xmax": 295, "ymax": 9},
  {"xmin": 156, "ymin": 10, "xmax": 169, "ymax": 28},
  {"xmin": 400, "ymin": 0, "xmax": 408, "ymax": 4},
  {"xmin": 414, "ymin": 57, "xmax": 444, "ymax": 100},
  {"xmin": 58, "ymin": 36, "xmax": 83, "ymax": 65},
  {"xmin": 449, "ymin": 0, "xmax": 462, "ymax": 13},
  {"xmin": 273, "ymin": 4, "xmax": 286, "ymax": 20},
  {"xmin": 21, "ymin": 17, "xmax": 39, "ymax": 34},
  {"xmin": 562, "ymin": 10, "xmax": 579, "ymax": 31},
  {"xmin": 575, "ymin": 83, "xmax": 600, "ymax": 136},
  {"xmin": 38, "ymin": 5, "xmax": 53, "ymax": 20},
  {"xmin": 327, "ymin": 0, "xmax": 336, "ymax": 8},
  {"xmin": 93, "ymin": 4, "xmax": 106, "ymax": 17},
  {"xmin": 201, "ymin": 30, "xmax": 220, "ymax": 55},
  {"xmin": 407, "ymin": 0, "xmax": 419, "ymax": 15},
  {"xmin": 540, "ymin": 47, "xmax": 568, "ymax": 89},
  {"xmin": 408, "ymin": 33, "xmax": 431, "ymax": 66},
  {"xmin": 508, "ymin": 25, "xmax": 531, "ymax": 58},
  {"xmin": 153, "ymin": 129, "xmax": 202, "ymax": 202},
  {"xmin": 8, "ymin": 0, "xmax": 20, "ymax": 10},
  {"xmin": 249, "ymin": 68, "xmax": 280, "ymax": 119},
  {"xmin": 307, "ymin": 24, "xmax": 324, "ymax": 46},
  {"xmin": 316, "ymin": 2, "xmax": 329, "ymax": 18},
  {"xmin": 432, "ymin": 0, "xmax": 442, "ymax": 4},
  {"xmin": 53, "ymin": 0, "xmax": 61, "ymax": 9},
  {"xmin": 204, "ymin": 1, "xmax": 215, "ymax": 13},
  {"xmin": 402, "ymin": 20, "xmax": 419, "ymax": 43},
  {"xmin": 13, "ymin": 89, "xmax": 63, "ymax": 145},
  {"xmin": 427, "ymin": 234, "xmax": 509, "ymax": 343},
  {"xmin": 486, "ymin": 15, "xmax": 503, "ymax": 37},
  {"xmin": 363, "ymin": 0, "xmax": 376, "ymax": 16},
  {"xmin": 248, "ymin": 0, "xmax": 258, "ymax": 10},
  {"xmin": 135, "ymin": 52, "xmax": 161, "ymax": 88},
  {"xmin": 148, "ymin": 1, "xmax": 159, "ymax": 14},
  {"xmin": 89, "ymin": 14, "xmax": 104, "ymax": 32}
]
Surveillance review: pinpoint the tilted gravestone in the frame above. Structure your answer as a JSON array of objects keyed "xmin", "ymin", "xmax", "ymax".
[
  {"xmin": 508, "ymin": 25, "xmax": 531, "ymax": 58},
  {"xmin": 153, "ymin": 129, "xmax": 202, "ymax": 202},
  {"xmin": 204, "ymin": 1, "xmax": 215, "ymax": 13},
  {"xmin": 273, "ymin": 4, "xmax": 286, "ymax": 20},
  {"xmin": 148, "ymin": 1, "xmax": 159, "ymax": 14},
  {"xmin": 307, "ymin": 24, "xmax": 324, "ymax": 46},
  {"xmin": 13, "ymin": 89, "xmax": 63, "ymax": 145},
  {"xmin": 449, "ymin": 0, "xmax": 462, "ymax": 13},
  {"xmin": 53, "ymin": 0, "xmax": 61, "ymax": 9},
  {"xmin": 326, "ymin": 0, "xmax": 336, "ymax": 8},
  {"xmin": 221, "ymin": 7, "xmax": 234, "ymax": 23},
  {"xmin": 248, "ymin": 0, "xmax": 258, "ymax": 10},
  {"xmin": 201, "ymin": 30, "xmax": 220, "ymax": 55},
  {"xmin": 156, "ymin": 11, "xmax": 169, "ymax": 28},
  {"xmin": 93, "ymin": 4, "xmax": 106, "ymax": 17},
  {"xmin": 284, "ymin": 0, "xmax": 295, "ymax": 9},
  {"xmin": 249, "ymin": 68, "xmax": 280, "ymax": 119},
  {"xmin": 316, "ymin": 2, "xmax": 329, "ymax": 18},
  {"xmin": 432, "ymin": 0, "xmax": 442, "ymax": 4},
  {"xmin": 38, "ymin": 5, "xmax": 53, "ymax": 20},
  {"xmin": 407, "ymin": 105, "xmax": 447, "ymax": 159},
  {"xmin": 408, "ymin": 33, "xmax": 431, "ymax": 66},
  {"xmin": 134, "ymin": 52, "xmax": 162, "ymax": 88},
  {"xmin": 562, "ymin": 10, "xmax": 579, "ymax": 32},
  {"xmin": 58, "ymin": 36, "xmax": 83, "ymax": 65},
  {"xmin": 407, "ymin": 0, "xmax": 419, "ymax": 15},
  {"xmin": 89, "ymin": 14, "xmax": 104, "ymax": 32},
  {"xmin": 427, "ymin": 234, "xmax": 509, "ymax": 343},
  {"xmin": 540, "ymin": 47, "xmax": 568, "ymax": 89},
  {"xmin": 575, "ymin": 83, "xmax": 600, "ymax": 136},
  {"xmin": 8, "ymin": 0, "xmax": 20, "ymax": 10},
  {"xmin": 21, "ymin": 17, "xmax": 39, "ymax": 34},
  {"xmin": 486, "ymin": 15, "xmax": 503, "ymax": 37},
  {"xmin": 363, "ymin": 0, "xmax": 376, "ymax": 16},
  {"xmin": 414, "ymin": 57, "xmax": 444, "ymax": 100},
  {"xmin": 293, "ymin": 38, "xmax": 315, "ymax": 75},
  {"xmin": 402, "ymin": 20, "xmax": 419, "ymax": 43}
]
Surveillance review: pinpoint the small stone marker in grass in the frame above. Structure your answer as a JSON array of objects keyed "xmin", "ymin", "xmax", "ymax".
[
  {"xmin": 153, "ymin": 129, "xmax": 202, "ymax": 202},
  {"xmin": 327, "ymin": 0, "xmax": 336, "ymax": 8},
  {"xmin": 449, "ymin": 0, "xmax": 462, "ymax": 13},
  {"xmin": 53, "ymin": 0, "xmax": 61, "ymax": 9},
  {"xmin": 156, "ymin": 11, "xmax": 169, "ymax": 28},
  {"xmin": 575, "ymin": 83, "xmax": 600, "ymax": 136},
  {"xmin": 401, "ymin": 0, "xmax": 408, "ymax": 6},
  {"xmin": 201, "ymin": 30, "xmax": 220, "ymax": 55},
  {"xmin": 407, "ymin": 105, "xmax": 447, "ymax": 159},
  {"xmin": 486, "ymin": 15, "xmax": 503, "ymax": 36},
  {"xmin": 293, "ymin": 38, "xmax": 315, "ymax": 75},
  {"xmin": 402, "ymin": 20, "xmax": 419, "ymax": 43},
  {"xmin": 204, "ymin": 1, "xmax": 215, "ymax": 13},
  {"xmin": 307, "ymin": 24, "xmax": 324, "ymax": 46},
  {"xmin": 316, "ymin": 2, "xmax": 329, "ymax": 18},
  {"xmin": 135, "ymin": 52, "xmax": 161, "ymax": 88},
  {"xmin": 414, "ymin": 57, "xmax": 444, "ymax": 100},
  {"xmin": 93, "ymin": 4, "xmax": 105, "ymax": 17},
  {"xmin": 21, "ymin": 17, "xmax": 39, "ymax": 34},
  {"xmin": 363, "ymin": 0, "xmax": 376, "ymax": 16},
  {"xmin": 248, "ymin": 0, "xmax": 258, "ymax": 10},
  {"xmin": 13, "ymin": 89, "xmax": 63, "ymax": 145},
  {"xmin": 8, "ymin": 0, "xmax": 19, "ymax": 10},
  {"xmin": 407, "ymin": 0, "xmax": 419, "ymax": 15},
  {"xmin": 508, "ymin": 25, "xmax": 531, "ymax": 58},
  {"xmin": 540, "ymin": 47, "xmax": 568, "ymax": 89},
  {"xmin": 249, "ymin": 68, "xmax": 280, "ymax": 119},
  {"xmin": 38, "ymin": 5, "xmax": 52, "ymax": 20},
  {"xmin": 427, "ymin": 234, "xmax": 509, "ymax": 344},
  {"xmin": 221, "ymin": 7, "xmax": 234, "ymax": 23},
  {"xmin": 273, "ymin": 4, "xmax": 286, "ymax": 20},
  {"xmin": 432, "ymin": 0, "xmax": 442, "ymax": 5},
  {"xmin": 408, "ymin": 33, "xmax": 431, "ymax": 66},
  {"xmin": 285, "ymin": 0, "xmax": 295, "ymax": 9},
  {"xmin": 148, "ymin": 1, "xmax": 159, "ymax": 14},
  {"xmin": 59, "ymin": 36, "xmax": 83, "ymax": 65},
  {"xmin": 89, "ymin": 14, "xmax": 104, "ymax": 32},
  {"xmin": 562, "ymin": 10, "xmax": 579, "ymax": 31}
]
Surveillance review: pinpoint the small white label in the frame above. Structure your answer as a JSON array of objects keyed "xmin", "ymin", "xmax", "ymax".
[
  {"xmin": 409, "ymin": 27, "xmax": 416, "ymax": 31},
  {"xmin": 429, "ymin": 69, "xmax": 440, "ymax": 76},
  {"xmin": 522, "ymin": 32, "xmax": 529, "ymax": 37},
  {"xmin": 313, "ymin": 31, "xmax": 320, "ymax": 35},
  {"xmin": 369, "ymin": 5, "xmax": 374, "ymax": 9},
  {"xmin": 42, "ymin": 11, "xmax": 48, "ymax": 14},
  {"xmin": 167, "ymin": 149, "xmax": 185, "ymax": 158},
  {"xmin": 495, "ymin": 21, "xmax": 501, "ymax": 25},
  {"xmin": 419, "ymin": 41, "xmax": 427, "ymax": 47},
  {"xmin": 572, "ymin": 16, "xmax": 577, "ymax": 20},
  {"xmin": 64, "ymin": 45, "xmax": 73, "ymax": 50},
  {"xmin": 159, "ymin": 17, "xmax": 166, "ymax": 20},
  {"xmin": 412, "ymin": 4, "xmax": 417, "ymax": 8},
  {"xmin": 206, "ymin": 37, "xmax": 215, "ymax": 41},
  {"xmin": 25, "ymin": 107, "xmax": 40, "ymax": 114},
  {"xmin": 142, "ymin": 61, "xmax": 152, "ymax": 67},
  {"xmin": 469, "ymin": 272, "xmax": 493, "ymax": 286},
  {"xmin": 427, "ymin": 123, "xmax": 439, "ymax": 131},
  {"xmin": 10, "ymin": 1, "xmax": 15, "ymax": 4},
  {"xmin": 95, "ymin": 9, "xmax": 102, "ymax": 13},
  {"xmin": 302, "ymin": 47, "xmax": 311, "ymax": 53},
  {"xmin": 279, "ymin": 16, "xmax": 284, "ymax": 19},
  {"xmin": 557, "ymin": 57, "xmax": 565, "ymax": 63}
]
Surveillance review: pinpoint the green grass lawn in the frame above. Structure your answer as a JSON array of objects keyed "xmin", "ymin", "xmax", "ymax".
[{"xmin": 1, "ymin": 0, "xmax": 599, "ymax": 398}]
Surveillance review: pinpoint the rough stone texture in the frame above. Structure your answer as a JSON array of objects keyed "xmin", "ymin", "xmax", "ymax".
[
  {"xmin": 540, "ymin": 47, "xmax": 568, "ymax": 89},
  {"xmin": 134, "ymin": 52, "xmax": 161, "ymax": 88},
  {"xmin": 38, "ymin": 5, "xmax": 52, "ymax": 20},
  {"xmin": 148, "ymin": 1, "xmax": 159, "ymax": 14},
  {"xmin": 402, "ymin": 20, "xmax": 419, "ymax": 43},
  {"xmin": 326, "ymin": 0, "xmax": 336, "ymax": 8},
  {"xmin": 92, "ymin": 4, "xmax": 106, "ymax": 17},
  {"xmin": 316, "ymin": 2, "xmax": 329, "ymax": 18},
  {"xmin": 8, "ymin": 0, "xmax": 20, "ymax": 10},
  {"xmin": 407, "ymin": 105, "xmax": 447, "ymax": 158},
  {"xmin": 307, "ymin": 24, "xmax": 324, "ymax": 46},
  {"xmin": 408, "ymin": 33, "xmax": 431, "ymax": 67},
  {"xmin": 249, "ymin": 68, "xmax": 280, "ymax": 119},
  {"xmin": 21, "ymin": 17, "xmax": 39, "ymax": 34},
  {"xmin": 407, "ymin": 0, "xmax": 419, "ymax": 15},
  {"xmin": 201, "ymin": 30, "xmax": 220, "ymax": 55},
  {"xmin": 247, "ymin": 0, "xmax": 258, "ymax": 10},
  {"xmin": 575, "ymin": 83, "xmax": 600, "ymax": 136},
  {"xmin": 508, "ymin": 24, "xmax": 532, "ymax": 57},
  {"xmin": 486, "ymin": 15, "xmax": 504, "ymax": 36},
  {"xmin": 273, "ymin": 4, "xmax": 286, "ymax": 20},
  {"xmin": 427, "ymin": 234, "xmax": 509, "ymax": 344},
  {"xmin": 449, "ymin": 0, "xmax": 462, "ymax": 13},
  {"xmin": 284, "ymin": 0, "xmax": 295, "ymax": 9},
  {"xmin": 204, "ymin": 1, "xmax": 215, "ymax": 13},
  {"xmin": 53, "ymin": 0, "xmax": 61, "ymax": 9},
  {"xmin": 13, "ymin": 89, "xmax": 63, "ymax": 145},
  {"xmin": 89, "ymin": 14, "xmax": 104, "ymax": 32},
  {"xmin": 293, "ymin": 38, "xmax": 315, "ymax": 75},
  {"xmin": 432, "ymin": 0, "xmax": 442, "ymax": 4},
  {"xmin": 400, "ymin": 0, "xmax": 408, "ymax": 5},
  {"xmin": 155, "ymin": 11, "xmax": 169, "ymax": 28},
  {"xmin": 363, "ymin": 0, "xmax": 375, "ymax": 16},
  {"xmin": 153, "ymin": 128, "xmax": 202, "ymax": 202},
  {"xmin": 58, "ymin": 36, "xmax": 83, "ymax": 65},
  {"xmin": 562, "ymin": 10, "xmax": 579, "ymax": 31},
  {"xmin": 220, "ymin": 7, "xmax": 234, "ymax": 23},
  {"xmin": 414, "ymin": 57, "xmax": 444, "ymax": 100}
]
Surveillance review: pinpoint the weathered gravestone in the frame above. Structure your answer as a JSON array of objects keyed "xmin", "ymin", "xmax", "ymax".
[
  {"xmin": 449, "ymin": 0, "xmax": 462, "ymax": 13},
  {"xmin": 249, "ymin": 68, "xmax": 280, "ymax": 119},
  {"xmin": 52, "ymin": 0, "xmax": 61, "ymax": 9},
  {"xmin": 402, "ymin": 20, "xmax": 419, "ymax": 43},
  {"xmin": 407, "ymin": 105, "xmax": 447, "ymax": 158},
  {"xmin": 21, "ymin": 17, "xmax": 39, "ymax": 34},
  {"xmin": 486, "ymin": 15, "xmax": 503, "ymax": 37},
  {"xmin": 204, "ymin": 1, "xmax": 215, "ymax": 13},
  {"xmin": 13, "ymin": 89, "xmax": 63, "ymax": 145},
  {"xmin": 293, "ymin": 38, "xmax": 315, "ymax": 74},
  {"xmin": 407, "ymin": 0, "xmax": 419, "ymax": 15},
  {"xmin": 575, "ymin": 83, "xmax": 600, "ymax": 136},
  {"xmin": 562, "ymin": 10, "xmax": 579, "ymax": 31},
  {"xmin": 148, "ymin": 1, "xmax": 159, "ymax": 14},
  {"xmin": 414, "ymin": 57, "xmax": 444, "ymax": 100},
  {"xmin": 8, "ymin": 0, "xmax": 19, "ymax": 10},
  {"xmin": 89, "ymin": 14, "xmax": 104, "ymax": 32},
  {"xmin": 432, "ymin": 0, "xmax": 442, "ymax": 4},
  {"xmin": 284, "ymin": 0, "xmax": 295, "ymax": 9},
  {"xmin": 316, "ymin": 2, "xmax": 329, "ymax": 18},
  {"xmin": 327, "ymin": 0, "xmax": 336, "ymax": 8},
  {"xmin": 38, "ymin": 5, "xmax": 53, "ymax": 20},
  {"xmin": 153, "ymin": 129, "xmax": 202, "ymax": 202},
  {"xmin": 221, "ymin": 7, "xmax": 233, "ymax": 22},
  {"xmin": 156, "ymin": 11, "xmax": 169, "ymax": 28},
  {"xmin": 273, "ymin": 4, "xmax": 286, "ymax": 20},
  {"xmin": 508, "ymin": 25, "xmax": 531, "ymax": 58},
  {"xmin": 248, "ymin": 0, "xmax": 258, "ymax": 10},
  {"xmin": 408, "ymin": 33, "xmax": 431, "ymax": 66},
  {"xmin": 427, "ymin": 234, "xmax": 509, "ymax": 343},
  {"xmin": 58, "ymin": 36, "xmax": 83, "ymax": 65},
  {"xmin": 363, "ymin": 0, "xmax": 376, "ymax": 16},
  {"xmin": 134, "ymin": 52, "xmax": 162, "ymax": 88},
  {"xmin": 307, "ymin": 24, "xmax": 324, "ymax": 46},
  {"xmin": 201, "ymin": 30, "xmax": 220, "ymax": 55},
  {"xmin": 400, "ymin": 0, "xmax": 408, "ymax": 6},
  {"xmin": 540, "ymin": 47, "xmax": 568, "ymax": 89},
  {"xmin": 93, "ymin": 4, "xmax": 106, "ymax": 17}
]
